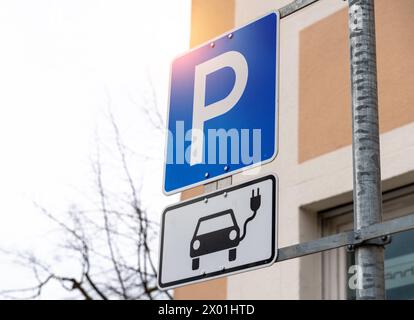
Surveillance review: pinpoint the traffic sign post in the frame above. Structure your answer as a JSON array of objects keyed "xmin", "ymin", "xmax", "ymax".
[
  {"xmin": 163, "ymin": 12, "xmax": 279, "ymax": 194},
  {"xmin": 158, "ymin": 175, "xmax": 278, "ymax": 290}
]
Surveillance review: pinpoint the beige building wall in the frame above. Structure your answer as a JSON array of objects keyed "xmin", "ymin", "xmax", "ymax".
[{"xmin": 176, "ymin": 0, "xmax": 414, "ymax": 299}]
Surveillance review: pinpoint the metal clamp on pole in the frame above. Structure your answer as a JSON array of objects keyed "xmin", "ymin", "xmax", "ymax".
[{"xmin": 347, "ymin": 234, "xmax": 392, "ymax": 252}]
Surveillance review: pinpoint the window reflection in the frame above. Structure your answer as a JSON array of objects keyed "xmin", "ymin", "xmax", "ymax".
[{"xmin": 347, "ymin": 229, "xmax": 414, "ymax": 300}]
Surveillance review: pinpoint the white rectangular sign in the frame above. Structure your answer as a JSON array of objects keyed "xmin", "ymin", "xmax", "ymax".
[{"xmin": 158, "ymin": 174, "xmax": 278, "ymax": 290}]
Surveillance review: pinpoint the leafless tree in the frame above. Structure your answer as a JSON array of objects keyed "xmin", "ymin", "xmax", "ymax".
[{"xmin": 0, "ymin": 84, "xmax": 171, "ymax": 300}]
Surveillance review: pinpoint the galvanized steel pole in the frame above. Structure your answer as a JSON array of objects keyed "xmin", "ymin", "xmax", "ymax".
[{"xmin": 347, "ymin": 0, "xmax": 385, "ymax": 299}]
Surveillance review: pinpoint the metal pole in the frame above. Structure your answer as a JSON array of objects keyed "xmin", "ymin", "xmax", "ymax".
[
  {"xmin": 347, "ymin": 0, "xmax": 385, "ymax": 299},
  {"xmin": 279, "ymin": 0, "xmax": 319, "ymax": 18}
]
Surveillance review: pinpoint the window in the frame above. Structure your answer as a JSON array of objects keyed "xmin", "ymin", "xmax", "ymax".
[
  {"xmin": 196, "ymin": 212, "xmax": 235, "ymax": 235},
  {"xmin": 321, "ymin": 184, "xmax": 414, "ymax": 299}
]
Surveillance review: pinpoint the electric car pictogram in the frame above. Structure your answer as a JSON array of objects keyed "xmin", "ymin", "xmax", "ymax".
[{"xmin": 190, "ymin": 188, "xmax": 262, "ymax": 270}]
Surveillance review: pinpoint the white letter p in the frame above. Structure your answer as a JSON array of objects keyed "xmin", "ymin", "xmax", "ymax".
[{"xmin": 190, "ymin": 51, "xmax": 248, "ymax": 166}]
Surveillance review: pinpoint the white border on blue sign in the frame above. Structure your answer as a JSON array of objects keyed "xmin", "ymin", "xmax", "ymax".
[
  {"xmin": 162, "ymin": 10, "xmax": 280, "ymax": 195},
  {"xmin": 157, "ymin": 173, "xmax": 279, "ymax": 290}
]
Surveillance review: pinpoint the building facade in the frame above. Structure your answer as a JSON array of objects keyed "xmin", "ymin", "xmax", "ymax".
[{"xmin": 174, "ymin": 0, "xmax": 414, "ymax": 299}]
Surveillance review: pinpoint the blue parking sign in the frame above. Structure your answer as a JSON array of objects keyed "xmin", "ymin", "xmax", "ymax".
[{"xmin": 164, "ymin": 12, "xmax": 279, "ymax": 194}]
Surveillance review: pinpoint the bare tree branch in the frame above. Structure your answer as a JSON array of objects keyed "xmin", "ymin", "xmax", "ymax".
[{"xmin": 0, "ymin": 88, "xmax": 170, "ymax": 300}]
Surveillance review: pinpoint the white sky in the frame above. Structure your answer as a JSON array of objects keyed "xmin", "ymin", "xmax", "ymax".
[{"xmin": 0, "ymin": 0, "xmax": 190, "ymax": 298}]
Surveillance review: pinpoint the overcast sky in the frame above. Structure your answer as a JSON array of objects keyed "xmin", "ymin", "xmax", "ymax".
[{"xmin": 0, "ymin": 0, "xmax": 190, "ymax": 298}]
